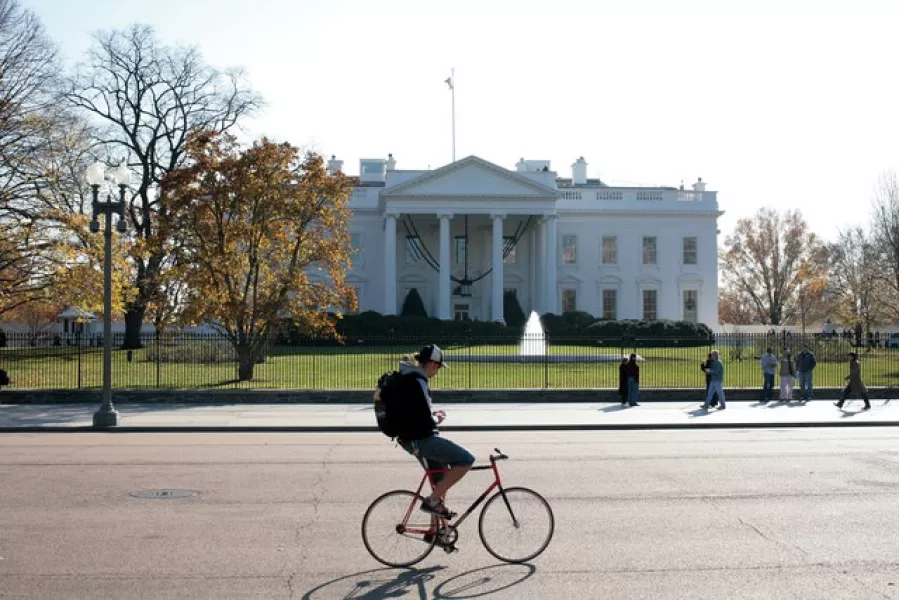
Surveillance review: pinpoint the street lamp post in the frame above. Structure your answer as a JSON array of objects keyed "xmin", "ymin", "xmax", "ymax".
[{"xmin": 87, "ymin": 161, "xmax": 131, "ymax": 428}]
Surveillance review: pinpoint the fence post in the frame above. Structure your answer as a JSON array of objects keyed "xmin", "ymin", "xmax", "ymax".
[
  {"xmin": 311, "ymin": 335, "xmax": 316, "ymax": 390},
  {"xmin": 467, "ymin": 331, "xmax": 472, "ymax": 390},
  {"xmin": 543, "ymin": 332, "xmax": 549, "ymax": 390},
  {"xmin": 155, "ymin": 332, "xmax": 160, "ymax": 388},
  {"xmin": 76, "ymin": 332, "xmax": 82, "ymax": 390}
]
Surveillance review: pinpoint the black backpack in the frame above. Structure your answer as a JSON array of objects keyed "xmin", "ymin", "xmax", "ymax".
[{"xmin": 374, "ymin": 370, "xmax": 422, "ymax": 439}]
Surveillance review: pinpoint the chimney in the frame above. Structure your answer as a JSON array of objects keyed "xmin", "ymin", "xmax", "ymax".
[
  {"xmin": 692, "ymin": 177, "xmax": 706, "ymax": 192},
  {"xmin": 516, "ymin": 157, "xmax": 528, "ymax": 173},
  {"xmin": 386, "ymin": 153, "xmax": 396, "ymax": 171},
  {"xmin": 327, "ymin": 155, "xmax": 343, "ymax": 175},
  {"xmin": 571, "ymin": 156, "xmax": 587, "ymax": 185}
]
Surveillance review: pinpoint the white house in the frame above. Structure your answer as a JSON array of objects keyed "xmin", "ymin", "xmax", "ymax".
[{"xmin": 335, "ymin": 153, "xmax": 722, "ymax": 327}]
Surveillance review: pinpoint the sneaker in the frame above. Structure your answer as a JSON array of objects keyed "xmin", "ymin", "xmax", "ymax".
[
  {"xmin": 700, "ymin": 404, "xmax": 710, "ymax": 409},
  {"xmin": 420, "ymin": 497, "xmax": 455, "ymax": 519}
]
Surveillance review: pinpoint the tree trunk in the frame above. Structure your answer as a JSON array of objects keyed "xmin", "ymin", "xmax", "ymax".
[{"xmin": 236, "ymin": 344, "xmax": 255, "ymax": 381}]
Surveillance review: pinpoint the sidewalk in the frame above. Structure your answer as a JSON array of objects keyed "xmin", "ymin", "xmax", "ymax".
[{"xmin": 0, "ymin": 399, "xmax": 897, "ymax": 432}]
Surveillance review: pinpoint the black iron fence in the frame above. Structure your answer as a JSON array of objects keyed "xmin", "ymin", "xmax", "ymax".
[{"xmin": 0, "ymin": 331, "xmax": 896, "ymax": 391}]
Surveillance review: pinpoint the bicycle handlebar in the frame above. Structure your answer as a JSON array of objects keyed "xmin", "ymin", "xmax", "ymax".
[{"xmin": 490, "ymin": 447, "xmax": 509, "ymax": 461}]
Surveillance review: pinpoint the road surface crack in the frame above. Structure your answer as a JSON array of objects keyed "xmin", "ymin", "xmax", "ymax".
[{"xmin": 738, "ymin": 516, "xmax": 809, "ymax": 556}]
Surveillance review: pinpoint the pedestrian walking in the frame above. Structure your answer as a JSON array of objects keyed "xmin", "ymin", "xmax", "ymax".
[
  {"xmin": 759, "ymin": 347, "xmax": 777, "ymax": 402},
  {"xmin": 624, "ymin": 354, "xmax": 640, "ymax": 407},
  {"xmin": 700, "ymin": 352, "xmax": 719, "ymax": 407},
  {"xmin": 796, "ymin": 344, "xmax": 817, "ymax": 401},
  {"xmin": 701, "ymin": 349, "xmax": 726, "ymax": 410},
  {"xmin": 834, "ymin": 352, "xmax": 871, "ymax": 410},
  {"xmin": 779, "ymin": 349, "xmax": 795, "ymax": 401}
]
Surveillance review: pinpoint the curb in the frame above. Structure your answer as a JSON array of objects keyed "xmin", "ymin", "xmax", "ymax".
[{"xmin": 2, "ymin": 421, "xmax": 898, "ymax": 433}]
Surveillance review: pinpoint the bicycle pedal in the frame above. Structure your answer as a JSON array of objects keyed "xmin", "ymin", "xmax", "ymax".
[{"xmin": 442, "ymin": 544, "xmax": 458, "ymax": 554}]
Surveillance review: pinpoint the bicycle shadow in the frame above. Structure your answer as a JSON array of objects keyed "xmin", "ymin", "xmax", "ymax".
[
  {"xmin": 301, "ymin": 566, "xmax": 444, "ymax": 599},
  {"xmin": 300, "ymin": 563, "xmax": 537, "ymax": 599},
  {"xmin": 433, "ymin": 563, "xmax": 536, "ymax": 598}
]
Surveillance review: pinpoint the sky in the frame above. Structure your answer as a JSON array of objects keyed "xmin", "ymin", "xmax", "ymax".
[{"xmin": 22, "ymin": 0, "xmax": 899, "ymax": 241}]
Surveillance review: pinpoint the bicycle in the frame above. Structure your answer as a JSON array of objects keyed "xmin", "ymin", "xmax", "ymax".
[{"xmin": 361, "ymin": 448, "xmax": 554, "ymax": 567}]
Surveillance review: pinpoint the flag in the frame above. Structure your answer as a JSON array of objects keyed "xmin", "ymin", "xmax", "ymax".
[{"xmin": 444, "ymin": 76, "xmax": 453, "ymax": 90}]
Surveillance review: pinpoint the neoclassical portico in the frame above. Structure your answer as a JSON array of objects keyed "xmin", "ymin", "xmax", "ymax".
[{"xmin": 378, "ymin": 156, "xmax": 560, "ymax": 321}]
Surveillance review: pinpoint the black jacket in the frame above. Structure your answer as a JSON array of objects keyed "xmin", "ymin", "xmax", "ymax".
[{"xmin": 395, "ymin": 366, "xmax": 437, "ymax": 441}]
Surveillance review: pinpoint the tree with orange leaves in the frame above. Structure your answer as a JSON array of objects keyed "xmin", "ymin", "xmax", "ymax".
[{"xmin": 160, "ymin": 131, "xmax": 357, "ymax": 381}]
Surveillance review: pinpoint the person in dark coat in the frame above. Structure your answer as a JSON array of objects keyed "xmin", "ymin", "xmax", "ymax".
[
  {"xmin": 624, "ymin": 354, "xmax": 640, "ymax": 406},
  {"xmin": 834, "ymin": 352, "xmax": 871, "ymax": 410},
  {"xmin": 618, "ymin": 357, "xmax": 628, "ymax": 405},
  {"xmin": 700, "ymin": 352, "xmax": 719, "ymax": 407}
]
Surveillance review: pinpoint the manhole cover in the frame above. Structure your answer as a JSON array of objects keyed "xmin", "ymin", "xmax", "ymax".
[{"xmin": 131, "ymin": 489, "xmax": 199, "ymax": 499}]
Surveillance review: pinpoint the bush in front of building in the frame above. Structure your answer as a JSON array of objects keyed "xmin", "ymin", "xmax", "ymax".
[
  {"xmin": 584, "ymin": 319, "xmax": 714, "ymax": 348},
  {"xmin": 503, "ymin": 291, "xmax": 527, "ymax": 329},
  {"xmin": 400, "ymin": 288, "xmax": 428, "ymax": 318},
  {"xmin": 276, "ymin": 312, "xmax": 712, "ymax": 348}
]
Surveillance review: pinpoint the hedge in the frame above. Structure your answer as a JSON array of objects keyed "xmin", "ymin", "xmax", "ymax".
[{"xmin": 277, "ymin": 311, "xmax": 714, "ymax": 348}]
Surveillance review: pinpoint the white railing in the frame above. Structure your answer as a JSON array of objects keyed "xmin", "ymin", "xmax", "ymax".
[
  {"xmin": 596, "ymin": 190, "xmax": 623, "ymax": 201},
  {"xmin": 676, "ymin": 191, "xmax": 702, "ymax": 202},
  {"xmin": 561, "ymin": 190, "xmax": 582, "ymax": 200},
  {"xmin": 636, "ymin": 191, "xmax": 663, "ymax": 202}
]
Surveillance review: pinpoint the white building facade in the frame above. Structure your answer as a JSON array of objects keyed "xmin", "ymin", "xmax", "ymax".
[{"xmin": 337, "ymin": 154, "xmax": 722, "ymax": 327}]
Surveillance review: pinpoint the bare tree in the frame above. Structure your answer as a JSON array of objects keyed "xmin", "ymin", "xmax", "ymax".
[
  {"xmin": 827, "ymin": 226, "xmax": 888, "ymax": 339},
  {"xmin": 870, "ymin": 171, "xmax": 899, "ymax": 318},
  {"xmin": 62, "ymin": 24, "xmax": 262, "ymax": 347},
  {"xmin": 720, "ymin": 207, "xmax": 825, "ymax": 325},
  {"xmin": 0, "ymin": 0, "xmax": 63, "ymax": 316}
]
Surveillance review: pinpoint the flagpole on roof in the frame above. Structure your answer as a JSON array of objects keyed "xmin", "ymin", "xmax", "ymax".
[{"xmin": 445, "ymin": 68, "xmax": 455, "ymax": 162}]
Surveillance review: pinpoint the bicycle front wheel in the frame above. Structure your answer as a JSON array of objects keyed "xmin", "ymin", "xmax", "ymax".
[
  {"xmin": 362, "ymin": 490, "xmax": 438, "ymax": 568},
  {"xmin": 478, "ymin": 486, "xmax": 554, "ymax": 563}
]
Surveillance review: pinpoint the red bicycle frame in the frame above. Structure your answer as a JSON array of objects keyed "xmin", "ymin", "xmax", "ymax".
[{"xmin": 399, "ymin": 449, "xmax": 513, "ymax": 536}]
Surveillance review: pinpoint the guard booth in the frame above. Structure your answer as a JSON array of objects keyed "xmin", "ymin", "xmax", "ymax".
[{"xmin": 56, "ymin": 308, "xmax": 98, "ymax": 346}]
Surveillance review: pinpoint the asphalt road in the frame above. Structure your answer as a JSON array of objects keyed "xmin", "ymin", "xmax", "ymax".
[{"xmin": 1, "ymin": 430, "xmax": 898, "ymax": 599}]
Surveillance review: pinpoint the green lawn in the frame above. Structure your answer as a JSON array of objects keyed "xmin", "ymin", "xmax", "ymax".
[{"xmin": 1, "ymin": 341, "xmax": 897, "ymax": 390}]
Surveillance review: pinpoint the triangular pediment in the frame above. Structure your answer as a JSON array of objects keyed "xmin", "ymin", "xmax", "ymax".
[{"xmin": 383, "ymin": 156, "xmax": 559, "ymax": 198}]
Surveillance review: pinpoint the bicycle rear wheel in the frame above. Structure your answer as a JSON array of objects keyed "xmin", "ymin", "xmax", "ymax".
[
  {"xmin": 362, "ymin": 490, "xmax": 438, "ymax": 567},
  {"xmin": 478, "ymin": 486, "xmax": 554, "ymax": 563}
]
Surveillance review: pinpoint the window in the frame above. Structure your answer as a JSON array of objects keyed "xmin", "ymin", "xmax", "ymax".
[
  {"xmin": 454, "ymin": 236, "xmax": 467, "ymax": 265},
  {"xmin": 454, "ymin": 303, "xmax": 470, "ymax": 321},
  {"xmin": 562, "ymin": 235, "xmax": 577, "ymax": 264},
  {"xmin": 503, "ymin": 236, "xmax": 517, "ymax": 264},
  {"xmin": 404, "ymin": 236, "xmax": 423, "ymax": 265},
  {"xmin": 642, "ymin": 289, "xmax": 658, "ymax": 320},
  {"xmin": 683, "ymin": 289, "xmax": 698, "ymax": 322},
  {"xmin": 642, "ymin": 236, "xmax": 657, "ymax": 265},
  {"xmin": 602, "ymin": 289, "xmax": 617, "ymax": 320},
  {"xmin": 601, "ymin": 236, "xmax": 617, "ymax": 265},
  {"xmin": 683, "ymin": 237, "xmax": 697, "ymax": 265},
  {"xmin": 350, "ymin": 233, "xmax": 362, "ymax": 264},
  {"xmin": 562, "ymin": 289, "xmax": 577, "ymax": 313}
]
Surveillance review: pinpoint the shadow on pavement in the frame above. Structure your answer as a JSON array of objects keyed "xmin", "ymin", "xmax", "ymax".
[
  {"xmin": 432, "ymin": 563, "xmax": 536, "ymax": 599},
  {"xmin": 301, "ymin": 566, "xmax": 444, "ymax": 599},
  {"xmin": 299, "ymin": 563, "xmax": 536, "ymax": 599}
]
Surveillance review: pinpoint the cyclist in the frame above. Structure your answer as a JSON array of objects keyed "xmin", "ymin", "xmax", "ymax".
[{"xmin": 395, "ymin": 344, "xmax": 475, "ymax": 519}]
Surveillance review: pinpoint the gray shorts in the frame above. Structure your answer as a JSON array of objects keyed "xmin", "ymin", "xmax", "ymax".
[{"xmin": 401, "ymin": 434, "xmax": 475, "ymax": 485}]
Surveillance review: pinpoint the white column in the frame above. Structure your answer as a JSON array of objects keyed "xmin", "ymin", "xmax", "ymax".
[
  {"xmin": 544, "ymin": 214, "xmax": 558, "ymax": 314},
  {"xmin": 491, "ymin": 213, "xmax": 505, "ymax": 323},
  {"xmin": 384, "ymin": 214, "xmax": 397, "ymax": 315},
  {"xmin": 535, "ymin": 218, "xmax": 545, "ymax": 314},
  {"xmin": 438, "ymin": 213, "xmax": 452, "ymax": 320},
  {"xmin": 528, "ymin": 222, "xmax": 537, "ymax": 314}
]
